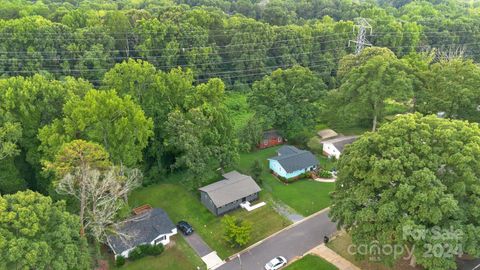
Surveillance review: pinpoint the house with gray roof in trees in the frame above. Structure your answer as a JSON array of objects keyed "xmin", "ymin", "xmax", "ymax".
[
  {"xmin": 199, "ymin": 171, "xmax": 261, "ymax": 216},
  {"xmin": 322, "ymin": 135, "xmax": 358, "ymax": 159},
  {"xmin": 268, "ymin": 145, "xmax": 319, "ymax": 179},
  {"xmin": 106, "ymin": 208, "xmax": 177, "ymax": 259}
]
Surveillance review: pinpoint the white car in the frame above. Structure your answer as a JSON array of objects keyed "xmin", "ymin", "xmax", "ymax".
[{"xmin": 265, "ymin": 256, "xmax": 287, "ymax": 270}]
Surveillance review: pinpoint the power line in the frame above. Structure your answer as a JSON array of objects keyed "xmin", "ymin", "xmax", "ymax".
[
  {"xmin": 0, "ymin": 36, "xmax": 350, "ymax": 55},
  {"xmin": 0, "ymin": 37, "xmax": 350, "ymax": 57},
  {"xmin": 0, "ymin": 41, "xmax": 351, "ymax": 63},
  {"xmin": 2, "ymin": 39, "xmax": 479, "ymax": 74},
  {"xmin": 0, "ymin": 41, "xmax": 467, "ymax": 84}
]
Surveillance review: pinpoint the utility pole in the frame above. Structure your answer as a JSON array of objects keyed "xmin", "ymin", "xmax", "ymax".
[{"xmin": 348, "ymin": 18, "xmax": 373, "ymax": 55}]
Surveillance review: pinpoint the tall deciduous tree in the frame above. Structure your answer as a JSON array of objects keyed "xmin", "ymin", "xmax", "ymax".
[
  {"xmin": 334, "ymin": 47, "xmax": 415, "ymax": 131},
  {"xmin": 164, "ymin": 78, "xmax": 238, "ymax": 182},
  {"xmin": 0, "ymin": 190, "xmax": 91, "ymax": 270},
  {"xmin": 416, "ymin": 59, "xmax": 480, "ymax": 122},
  {"xmin": 39, "ymin": 89, "xmax": 154, "ymax": 167},
  {"xmin": 249, "ymin": 66, "xmax": 326, "ymax": 136},
  {"xmin": 330, "ymin": 114, "xmax": 480, "ymax": 270},
  {"xmin": 238, "ymin": 116, "xmax": 264, "ymax": 152}
]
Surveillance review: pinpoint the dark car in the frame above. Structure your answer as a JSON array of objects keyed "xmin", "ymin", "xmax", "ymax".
[{"xmin": 177, "ymin": 221, "xmax": 194, "ymax": 235}]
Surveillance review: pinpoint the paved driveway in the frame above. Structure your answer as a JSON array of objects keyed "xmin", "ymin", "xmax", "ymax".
[
  {"xmin": 216, "ymin": 209, "xmax": 336, "ymax": 270},
  {"xmin": 183, "ymin": 232, "xmax": 213, "ymax": 257}
]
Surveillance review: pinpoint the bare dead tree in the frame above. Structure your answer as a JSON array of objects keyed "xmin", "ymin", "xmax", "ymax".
[{"xmin": 57, "ymin": 165, "xmax": 142, "ymax": 243}]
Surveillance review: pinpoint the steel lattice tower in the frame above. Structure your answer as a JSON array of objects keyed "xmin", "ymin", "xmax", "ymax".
[{"xmin": 349, "ymin": 18, "xmax": 373, "ymax": 55}]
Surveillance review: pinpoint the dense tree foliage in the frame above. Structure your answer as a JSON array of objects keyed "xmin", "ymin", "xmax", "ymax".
[
  {"xmin": 0, "ymin": 0, "xmax": 477, "ymax": 194},
  {"xmin": 0, "ymin": 122, "xmax": 23, "ymax": 193},
  {"xmin": 38, "ymin": 89, "xmax": 154, "ymax": 167},
  {"xmin": 164, "ymin": 78, "xmax": 238, "ymax": 184},
  {"xmin": 0, "ymin": 75, "xmax": 91, "ymax": 192},
  {"xmin": 416, "ymin": 59, "xmax": 480, "ymax": 122},
  {"xmin": 0, "ymin": 122, "xmax": 21, "ymax": 160},
  {"xmin": 330, "ymin": 47, "xmax": 415, "ymax": 131},
  {"xmin": 0, "ymin": 0, "xmax": 480, "ymax": 268},
  {"xmin": 3, "ymin": 0, "xmax": 478, "ymax": 87},
  {"xmin": 0, "ymin": 190, "xmax": 91, "ymax": 270},
  {"xmin": 249, "ymin": 66, "xmax": 326, "ymax": 136},
  {"xmin": 330, "ymin": 114, "xmax": 480, "ymax": 270}
]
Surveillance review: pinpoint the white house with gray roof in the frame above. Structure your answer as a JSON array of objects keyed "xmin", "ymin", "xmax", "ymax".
[
  {"xmin": 199, "ymin": 171, "xmax": 261, "ymax": 216},
  {"xmin": 268, "ymin": 145, "xmax": 319, "ymax": 179},
  {"xmin": 106, "ymin": 208, "xmax": 177, "ymax": 259},
  {"xmin": 322, "ymin": 135, "xmax": 358, "ymax": 159}
]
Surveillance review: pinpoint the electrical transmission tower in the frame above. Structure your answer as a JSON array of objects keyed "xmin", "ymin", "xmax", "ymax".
[{"xmin": 349, "ymin": 18, "xmax": 373, "ymax": 55}]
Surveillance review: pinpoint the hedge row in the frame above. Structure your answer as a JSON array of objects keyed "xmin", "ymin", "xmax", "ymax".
[{"xmin": 116, "ymin": 243, "xmax": 165, "ymax": 267}]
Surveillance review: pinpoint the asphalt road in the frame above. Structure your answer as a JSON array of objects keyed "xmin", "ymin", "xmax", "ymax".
[
  {"xmin": 457, "ymin": 258, "xmax": 480, "ymax": 270},
  {"xmin": 216, "ymin": 209, "xmax": 337, "ymax": 270}
]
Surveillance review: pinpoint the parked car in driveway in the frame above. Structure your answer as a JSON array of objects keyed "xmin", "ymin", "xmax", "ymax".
[
  {"xmin": 177, "ymin": 221, "xmax": 194, "ymax": 235},
  {"xmin": 265, "ymin": 256, "xmax": 287, "ymax": 270}
]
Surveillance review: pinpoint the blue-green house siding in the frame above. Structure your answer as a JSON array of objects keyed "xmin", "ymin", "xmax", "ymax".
[{"xmin": 269, "ymin": 159, "xmax": 315, "ymax": 179}]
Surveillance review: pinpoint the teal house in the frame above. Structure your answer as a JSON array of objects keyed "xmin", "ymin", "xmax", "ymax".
[{"xmin": 268, "ymin": 145, "xmax": 319, "ymax": 179}]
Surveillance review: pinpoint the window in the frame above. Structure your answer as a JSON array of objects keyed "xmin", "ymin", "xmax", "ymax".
[{"xmin": 155, "ymin": 235, "xmax": 166, "ymax": 245}]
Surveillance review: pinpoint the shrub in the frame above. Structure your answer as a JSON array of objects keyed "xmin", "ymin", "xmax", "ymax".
[
  {"xmin": 128, "ymin": 246, "xmax": 144, "ymax": 261},
  {"xmin": 222, "ymin": 215, "xmax": 252, "ymax": 247},
  {"xmin": 318, "ymin": 170, "xmax": 333, "ymax": 178},
  {"xmin": 145, "ymin": 243, "xmax": 164, "ymax": 256},
  {"xmin": 128, "ymin": 244, "xmax": 164, "ymax": 261},
  {"xmin": 300, "ymin": 172, "xmax": 311, "ymax": 179},
  {"xmin": 115, "ymin": 256, "xmax": 125, "ymax": 267}
]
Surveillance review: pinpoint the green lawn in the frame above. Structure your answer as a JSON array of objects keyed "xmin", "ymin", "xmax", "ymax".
[
  {"xmin": 285, "ymin": 254, "xmax": 338, "ymax": 270},
  {"xmin": 110, "ymin": 236, "xmax": 205, "ymax": 270},
  {"xmin": 234, "ymin": 146, "xmax": 335, "ymax": 216},
  {"xmin": 128, "ymin": 182, "xmax": 290, "ymax": 259},
  {"xmin": 122, "ymin": 145, "xmax": 334, "ymax": 265}
]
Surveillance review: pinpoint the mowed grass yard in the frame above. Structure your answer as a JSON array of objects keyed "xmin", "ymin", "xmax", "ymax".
[
  {"xmin": 110, "ymin": 236, "xmax": 205, "ymax": 270},
  {"xmin": 128, "ymin": 182, "xmax": 290, "ymax": 259},
  {"xmin": 119, "ymin": 145, "xmax": 334, "ymax": 268},
  {"xmin": 285, "ymin": 254, "xmax": 338, "ymax": 270},
  {"xmin": 234, "ymin": 146, "xmax": 335, "ymax": 216}
]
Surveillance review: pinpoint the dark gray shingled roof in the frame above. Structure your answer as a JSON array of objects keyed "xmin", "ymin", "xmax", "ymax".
[
  {"xmin": 263, "ymin": 130, "xmax": 282, "ymax": 140},
  {"xmin": 199, "ymin": 171, "xmax": 261, "ymax": 207},
  {"xmin": 322, "ymin": 136, "xmax": 358, "ymax": 153},
  {"xmin": 277, "ymin": 145, "xmax": 300, "ymax": 156},
  {"xmin": 107, "ymin": 208, "xmax": 175, "ymax": 255},
  {"xmin": 270, "ymin": 145, "xmax": 319, "ymax": 173}
]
